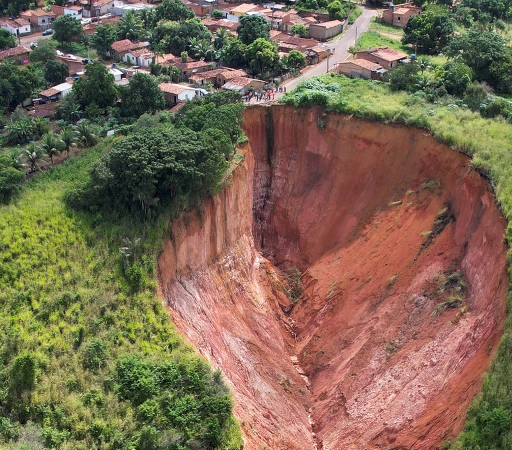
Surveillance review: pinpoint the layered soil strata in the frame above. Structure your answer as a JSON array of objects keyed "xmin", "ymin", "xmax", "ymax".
[{"xmin": 159, "ymin": 105, "xmax": 508, "ymax": 450}]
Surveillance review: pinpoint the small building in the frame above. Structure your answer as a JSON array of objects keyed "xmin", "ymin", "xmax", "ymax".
[
  {"xmin": 52, "ymin": 4, "xmax": 83, "ymax": 20},
  {"xmin": 109, "ymin": 67, "xmax": 124, "ymax": 81},
  {"xmin": 158, "ymin": 82, "xmax": 199, "ymax": 106},
  {"xmin": 221, "ymin": 76, "xmax": 265, "ymax": 95},
  {"xmin": 110, "ymin": 39, "xmax": 149, "ymax": 61},
  {"xmin": 381, "ymin": 3, "xmax": 421, "ymax": 28},
  {"xmin": 0, "ymin": 46, "xmax": 30, "ymax": 63},
  {"xmin": 81, "ymin": 0, "xmax": 114, "ymax": 18},
  {"xmin": 173, "ymin": 59, "xmax": 213, "ymax": 81},
  {"xmin": 308, "ymin": 19, "xmax": 344, "ymax": 41},
  {"xmin": 38, "ymin": 81, "xmax": 73, "ymax": 103},
  {"xmin": 188, "ymin": 67, "xmax": 229, "ymax": 87},
  {"xmin": 306, "ymin": 45, "xmax": 332, "ymax": 64},
  {"xmin": 123, "ymin": 48, "xmax": 155, "ymax": 67},
  {"xmin": 201, "ymin": 18, "xmax": 238, "ymax": 32},
  {"xmin": 57, "ymin": 55, "xmax": 85, "ymax": 75},
  {"xmin": 0, "ymin": 18, "xmax": 31, "ymax": 36},
  {"xmin": 216, "ymin": 68, "xmax": 248, "ymax": 86},
  {"xmin": 335, "ymin": 58, "xmax": 386, "ymax": 79},
  {"xmin": 184, "ymin": 0, "xmax": 212, "ymax": 17},
  {"xmin": 111, "ymin": 2, "xmax": 154, "ymax": 16},
  {"xmin": 356, "ymin": 46, "xmax": 408, "ymax": 69},
  {"xmin": 20, "ymin": 9, "xmax": 56, "ymax": 29},
  {"xmin": 276, "ymin": 35, "xmax": 319, "ymax": 53}
]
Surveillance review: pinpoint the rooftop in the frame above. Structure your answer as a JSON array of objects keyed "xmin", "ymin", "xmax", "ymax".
[
  {"xmin": 158, "ymin": 82, "xmax": 195, "ymax": 95},
  {"xmin": 0, "ymin": 46, "xmax": 30, "ymax": 61},
  {"xmin": 359, "ymin": 46, "xmax": 408, "ymax": 62},
  {"xmin": 312, "ymin": 19, "xmax": 343, "ymax": 29},
  {"xmin": 111, "ymin": 39, "xmax": 148, "ymax": 53},
  {"xmin": 342, "ymin": 58, "xmax": 383, "ymax": 71}
]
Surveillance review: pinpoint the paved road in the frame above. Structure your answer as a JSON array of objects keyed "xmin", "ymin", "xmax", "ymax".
[{"xmin": 281, "ymin": 6, "xmax": 379, "ymax": 93}]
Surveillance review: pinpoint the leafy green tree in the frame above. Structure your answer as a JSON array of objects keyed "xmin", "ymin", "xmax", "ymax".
[
  {"xmin": 117, "ymin": 10, "xmax": 144, "ymax": 41},
  {"xmin": 220, "ymin": 38, "xmax": 247, "ymax": 68},
  {"xmin": 490, "ymin": 50, "xmax": 512, "ymax": 94},
  {"xmin": 44, "ymin": 59, "xmax": 69, "ymax": 85},
  {"xmin": 245, "ymin": 38, "xmax": 279, "ymax": 77},
  {"xmin": 327, "ymin": 0, "xmax": 348, "ymax": 20},
  {"xmin": 119, "ymin": 73, "xmax": 165, "ymax": 117},
  {"xmin": 402, "ymin": 5, "xmax": 454, "ymax": 54},
  {"xmin": 29, "ymin": 39, "xmax": 58, "ymax": 64},
  {"xmin": 461, "ymin": 0, "xmax": 512, "ymax": 20},
  {"xmin": 0, "ymin": 154, "xmax": 24, "ymax": 203},
  {"xmin": 463, "ymin": 81, "xmax": 491, "ymax": 110},
  {"xmin": 40, "ymin": 132, "xmax": 63, "ymax": 164},
  {"xmin": 237, "ymin": 14, "xmax": 270, "ymax": 45},
  {"xmin": 387, "ymin": 62, "xmax": 421, "ymax": 92},
  {"xmin": 59, "ymin": 126, "xmax": 78, "ymax": 156},
  {"xmin": 442, "ymin": 59, "xmax": 472, "ymax": 96},
  {"xmin": 155, "ymin": 0, "xmax": 194, "ymax": 22},
  {"xmin": 444, "ymin": 28, "xmax": 506, "ymax": 87},
  {"xmin": 188, "ymin": 37, "xmax": 216, "ymax": 61},
  {"xmin": 0, "ymin": 62, "xmax": 38, "ymax": 111},
  {"xmin": 290, "ymin": 24, "xmax": 308, "ymax": 37},
  {"xmin": 55, "ymin": 92, "xmax": 82, "ymax": 123},
  {"xmin": 73, "ymin": 61, "xmax": 118, "ymax": 110},
  {"xmin": 91, "ymin": 24, "xmax": 118, "ymax": 58},
  {"xmin": 53, "ymin": 15, "xmax": 83, "ymax": 46},
  {"xmin": 153, "ymin": 19, "xmax": 211, "ymax": 56},
  {"xmin": 76, "ymin": 121, "xmax": 98, "ymax": 147},
  {"xmin": 4, "ymin": 117, "xmax": 33, "ymax": 145},
  {"xmin": 0, "ymin": 29, "xmax": 15, "ymax": 50},
  {"xmin": 285, "ymin": 50, "xmax": 306, "ymax": 71},
  {"xmin": 213, "ymin": 27, "xmax": 232, "ymax": 51}
]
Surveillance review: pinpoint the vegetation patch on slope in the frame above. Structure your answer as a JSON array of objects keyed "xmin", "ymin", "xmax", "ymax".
[
  {"xmin": 283, "ymin": 74, "xmax": 512, "ymax": 449},
  {"xmin": 0, "ymin": 95, "xmax": 245, "ymax": 449}
]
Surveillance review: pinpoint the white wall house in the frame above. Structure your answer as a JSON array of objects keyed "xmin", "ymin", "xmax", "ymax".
[{"xmin": 0, "ymin": 18, "xmax": 31, "ymax": 35}]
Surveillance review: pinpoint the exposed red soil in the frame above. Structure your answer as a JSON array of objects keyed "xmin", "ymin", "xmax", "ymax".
[{"xmin": 158, "ymin": 105, "xmax": 508, "ymax": 450}]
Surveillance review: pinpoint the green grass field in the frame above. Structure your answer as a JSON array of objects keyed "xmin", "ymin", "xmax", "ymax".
[{"xmin": 0, "ymin": 141, "xmax": 242, "ymax": 449}]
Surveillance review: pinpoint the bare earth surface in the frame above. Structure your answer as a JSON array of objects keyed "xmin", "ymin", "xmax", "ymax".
[{"xmin": 159, "ymin": 105, "xmax": 508, "ymax": 450}]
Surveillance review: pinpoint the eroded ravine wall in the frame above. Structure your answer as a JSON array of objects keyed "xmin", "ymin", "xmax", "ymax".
[{"xmin": 159, "ymin": 105, "xmax": 508, "ymax": 450}]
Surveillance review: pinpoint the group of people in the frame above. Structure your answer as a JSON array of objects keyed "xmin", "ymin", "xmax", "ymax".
[{"xmin": 243, "ymin": 85, "xmax": 287, "ymax": 103}]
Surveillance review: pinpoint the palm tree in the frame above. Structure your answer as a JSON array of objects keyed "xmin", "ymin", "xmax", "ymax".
[
  {"xmin": 76, "ymin": 121, "xmax": 98, "ymax": 148},
  {"xmin": 39, "ymin": 132, "xmax": 63, "ymax": 165},
  {"xmin": 24, "ymin": 144, "xmax": 43, "ymax": 173},
  {"xmin": 213, "ymin": 27, "xmax": 231, "ymax": 51},
  {"xmin": 60, "ymin": 127, "xmax": 78, "ymax": 157},
  {"xmin": 118, "ymin": 11, "xmax": 144, "ymax": 41}
]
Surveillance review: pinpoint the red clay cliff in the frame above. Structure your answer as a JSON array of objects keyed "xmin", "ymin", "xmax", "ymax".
[{"xmin": 159, "ymin": 105, "xmax": 508, "ymax": 450}]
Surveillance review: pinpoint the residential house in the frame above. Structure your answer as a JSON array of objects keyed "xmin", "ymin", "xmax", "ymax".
[
  {"xmin": 52, "ymin": 4, "xmax": 83, "ymax": 20},
  {"xmin": 111, "ymin": 2, "xmax": 154, "ymax": 16},
  {"xmin": 183, "ymin": 0, "xmax": 212, "ymax": 17},
  {"xmin": 0, "ymin": 46, "xmax": 30, "ymax": 63},
  {"xmin": 335, "ymin": 58, "xmax": 386, "ymax": 79},
  {"xmin": 20, "ymin": 9, "xmax": 55, "ymax": 29},
  {"xmin": 110, "ymin": 39, "xmax": 149, "ymax": 61},
  {"xmin": 216, "ymin": 68, "xmax": 247, "ymax": 86},
  {"xmin": 158, "ymin": 82, "xmax": 199, "ymax": 106},
  {"xmin": 172, "ymin": 59, "xmax": 213, "ymax": 81},
  {"xmin": 81, "ymin": 0, "xmax": 114, "ymax": 18},
  {"xmin": 0, "ymin": 18, "xmax": 31, "ymax": 36},
  {"xmin": 123, "ymin": 48, "xmax": 155, "ymax": 67},
  {"xmin": 381, "ymin": 2, "xmax": 421, "ymax": 28},
  {"xmin": 280, "ymin": 12, "xmax": 316, "ymax": 33},
  {"xmin": 225, "ymin": 3, "xmax": 269, "ymax": 22},
  {"xmin": 308, "ymin": 19, "xmax": 344, "ymax": 40},
  {"xmin": 109, "ymin": 67, "xmax": 124, "ymax": 83},
  {"xmin": 221, "ymin": 76, "xmax": 265, "ymax": 94},
  {"xmin": 356, "ymin": 46, "xmax": 408, "ymax": 69},
  {"xmin": 275, "ymin": 35, "xmax": 318, "ymax": 53},
  {"xmin": 306, "ymin": 45, "xmax": 332, "ymax": 64},
  {"xmin": 57, "ymin": 55, "xmax": 85, "ymax": 75},
  {"xmin": 189, "ymin": 68, "xmax": 225, "ymax": 87},
  {"xmin": 201, "ymin": 18, "xmax": 238, "ymax": 32},
  {"xmin": 38, "ymin": 81, "xmax": 73, "ymax": 103}
]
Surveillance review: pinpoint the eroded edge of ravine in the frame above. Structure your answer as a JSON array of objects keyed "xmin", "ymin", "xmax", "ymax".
[{"xmin": 159, "ymin": 105, "xmax": 508, "ymax": 450}]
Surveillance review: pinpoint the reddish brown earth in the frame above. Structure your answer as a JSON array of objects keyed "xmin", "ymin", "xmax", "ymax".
[{"xmin": 158, "ymin": 105, "xmax": 508, "ymax": 450}]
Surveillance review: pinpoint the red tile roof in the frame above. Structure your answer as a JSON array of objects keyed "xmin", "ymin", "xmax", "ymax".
[
  {"xmin": 111, "ymin": 39, "xmax": 148, "ymax": 53},
  {"xmin": 0, "ymin": 46, "xmax": 30, "ymax": 61},
  {"xmin": 343, "ymin": 58, "xmax": 383, "ymax": 71}
]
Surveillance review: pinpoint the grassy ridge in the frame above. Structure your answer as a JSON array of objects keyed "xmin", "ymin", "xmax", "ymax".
[
  {"xmin": 283, "ymin": 74, "xmax": 512, "ymax": 448},
  {"xmin": 0, "ymin": 141, "xmax": 242, "ymax": 449}
]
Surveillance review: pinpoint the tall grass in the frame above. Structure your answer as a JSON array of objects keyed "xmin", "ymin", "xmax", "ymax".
[
  {"xmin": 283, "ymin": 74, "xmax": 512, "ymax": 448},
  {"xmin": 0, "ymin": 142, "xmax": 242, "ymax": 449}
]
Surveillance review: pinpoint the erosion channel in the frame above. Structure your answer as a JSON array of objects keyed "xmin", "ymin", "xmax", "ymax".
[{"xmin": 159, "ymin": 105, "xmax": 508, "ymax": 450}]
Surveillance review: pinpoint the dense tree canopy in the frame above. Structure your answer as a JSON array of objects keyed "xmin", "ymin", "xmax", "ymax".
[
  {"xmin": 117, "ymin": 10, "xmax": 144, "ymax": 41},
  {"xmin": 153, "ymin": 18, "xmax": 211, "ymax": 56},
  {"xmin": 237, "ymin": 15, "xmax": 270, "ymax": 45},
  {"xmin": 402, "ymin": 5, "xmax": 454, "ymax": 54},
  {"xmin": 53, "ymin": 15, "xmax": 83, "ymax": 45},
  {"xmin": 91, "ymin": 24, "xmax": 118, "ymax": 58},
  {"xmin": 155, "ymin": 0, "xmax": 194, "ymax": 22},
  {"xmin": 0, "ymin": 29, "xmax": 15, "ymax": 50},
  {"xmin": 119, "ymin": 73, "xmax": 165, "ymax": 117},
  {"xmin": 0, "ymin": 62, "xmax": 38, "ymax": 111},
  {"xmin": 444, "ymin": 28, "xmax": 507, "ymax": 88},
  {"xmin": 44, "ymin": 60, "xmax": 69, "ymax": 85},
  {"xmin": 245, "ymin": 38, "xmax": 279, "ymax": 77},
  {"xmin": 29, "ymin": 39, "xmax": 57, "ymax": 64},
  {"xmin": 72, "ymin": 62, "xmax": 118, "ymax": 110}
]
